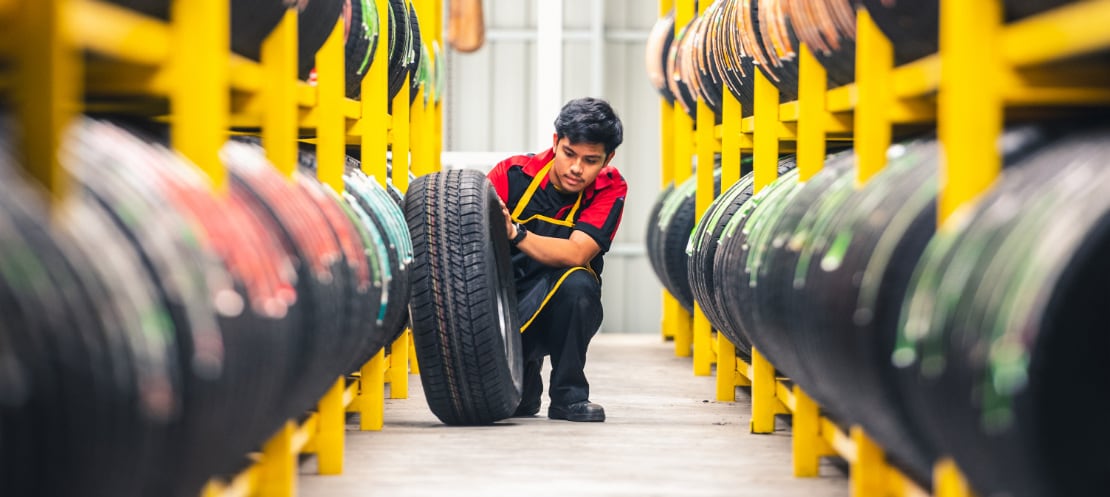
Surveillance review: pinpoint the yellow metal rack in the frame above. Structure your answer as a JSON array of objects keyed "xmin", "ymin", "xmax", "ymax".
[
  {"xmin": 659, "ymin": 1, "xmax": 1110, "ymax": 497},
  {"xmin": 1, "ymin": 0, "xmax": 443, "ymax": 496}
]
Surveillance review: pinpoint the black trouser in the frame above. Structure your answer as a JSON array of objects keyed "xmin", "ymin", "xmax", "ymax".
[{"xmin": 519, "ymin": 269, "xmax": 603, "ymax": 408}]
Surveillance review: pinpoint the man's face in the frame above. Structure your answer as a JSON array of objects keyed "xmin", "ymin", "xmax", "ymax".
[{"xmin": 548, "ymin": 135, "xmax": 614, "ymax": 193}]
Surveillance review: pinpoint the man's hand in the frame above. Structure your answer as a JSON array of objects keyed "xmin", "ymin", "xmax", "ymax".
[
  {"xmin": 498, "ymin": 195, "xmax": 517, "ymax": 240},
  {"xmin": 497, "ymin": 195, "xmax": 600, "ymax": 268}
]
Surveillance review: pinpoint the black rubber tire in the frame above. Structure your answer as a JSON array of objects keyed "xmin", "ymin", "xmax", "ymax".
[
  {"xmin": 686, "ymin": 168, "xmax": 756, "ymax": 346},
  {"xmin": 387, "ymin": 0, "xmax": 411, "ymax": 105},
  {"xmin": 657, "ymin": 168, "xmax": 720, "ymax": 313},
  {"xmin": 345, "ymin": 0, "xmax": 380, "ymax": 99},
  {"xmin": 404, "ymin": 169, "xmax": 523, "ymax": 425},
  {"xmin": 298, "ymin": 0, "xmax": 346, "ymax": 80},
  {"xmin": 644, "ymin": 184, "xmax": 675, "ymax": 295},
  {"xmin": 407, "ymin": 0, "xmax": 423, "ymax": 105}
]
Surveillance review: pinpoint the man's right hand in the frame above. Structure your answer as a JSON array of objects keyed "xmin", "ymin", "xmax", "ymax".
[{"xmin": 497, "ymin": 196, "xmax": 517, "ymax": 240}]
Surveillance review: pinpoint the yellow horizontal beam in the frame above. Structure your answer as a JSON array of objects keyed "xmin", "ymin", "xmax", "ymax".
[
  {"xmin": 298, "ymin": 82, "xmax": 317, "ymax": 107},
  {"xmin": 739, "ymin": 133, "xmax": 755, "ymax": 149},
  {"xmin": 69, "ymin": 0, "xmax": 168, "ymax": 66},
  {"xmin": 230, "ymin": 55, "xmax": 263, "ymax": 93},
  {"xmin": 343, "ymin": 378, "xmax": 360, "ymax": 409},
  {"xmin": 291, "ymin": 412, "xmax": 319, "ymax": 454},
  {"xmin": 1003, "ymin": 0, "xmax": 1110, "ymax": 68},
  {"xmin": 779, "ymin": 101, "xmax": 799, "ymax": 121},
  {"xmin": 784, "ymin": 99, "xmax": 856, "ymax": 132},
  {"xmin": 889, "ymin": 97, "xmax": 938, "ymax": 123},
  {"xmin": 344, "ymin": 98, "xmax": 361, "ymax": 120},
  {"xmin": 85, "ymin": 52, "xmax": 269, "ymax": 101},
  {"xmin": 893, "ymin": 55, "xmax": 941, "ymax": 99},
  {"xmin": 741, "ymin": 116, "xmax": 755, "ymax": 133},
  {"xmin": 827, "ymin": 85, "xmax": 856, "ymax": 113},
  {"xmin": 1003, "ymin": 84, "xmax": 1110, "ymax": 105},
  {"xmin": 779, "ymin": 122, "xmax": 797, "ymax": 139},
  {"xmin": 736, "ymin": 356, "xmax": 753, "ymax": 383},
  {"xmin": 825, "ymin": 56, "xmax": 940, "ymax": 115},
  {"xmin": 820, "ymin": 417, "xmax": 857, "ymax": 463},
  {"xmin": 299, "ymin": 106, "xmax": 318, "ymax": 128},
  {"xmin": 84, "ymin": 61, "xmax": 167, "ymax": 94}
]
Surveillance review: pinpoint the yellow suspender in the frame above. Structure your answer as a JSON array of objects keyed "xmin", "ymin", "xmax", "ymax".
[{"xmin": 510, "ymin": 160, "xmax": 583, "ymax": 227}]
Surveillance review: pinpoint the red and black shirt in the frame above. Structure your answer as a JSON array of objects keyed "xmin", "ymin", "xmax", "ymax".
[{"xmin": 487, "ymin": 147, "xmax": 627, "ymax": 281}]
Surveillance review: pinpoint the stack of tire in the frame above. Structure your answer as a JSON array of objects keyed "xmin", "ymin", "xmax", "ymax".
[
  {"xmin": 650, "ymin": 126, "xmax": 1110, "ymax": 497},
  {"xmin": 103, "ymin": 0, "xmax": 437, "ymax": 105},
  {"xmin": 646, "ymin": 0, "xmax": 1074, "ymax": 119},
  {"xmin": 645, "ymin": 2, "xmax": 1107, "ymax": 496},
  {"xmin": 0, "ymin": 118, "xmax": 411, "ymax": 497}
]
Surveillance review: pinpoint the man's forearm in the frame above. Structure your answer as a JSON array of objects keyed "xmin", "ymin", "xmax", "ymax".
[{"xmin": 514, "ymin": 230, "xmax": 596, "ymax": 268}]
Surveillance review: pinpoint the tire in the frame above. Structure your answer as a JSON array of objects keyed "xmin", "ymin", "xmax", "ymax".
[
  {"xmin": 404, "ymin": 169, "xmax": 523, "ymax": 425},
  {"xmin": 298, "ymin": 0, "xmax": 346, "ymax": 80},
  {"xmin": 657, "ymin": 168, "xmax": 720, "ymax": 313},
  {"xmin": 686, "ymin": 171, "xmax": 756, "ymax": 344},
  {"xmin": 644, "ymin": 184, "xmax": 674, "ymax": 291}
]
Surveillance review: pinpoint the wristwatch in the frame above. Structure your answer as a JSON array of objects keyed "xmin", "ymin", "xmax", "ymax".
[{"xmin": 511, "ymin": 222, "xmax": 528, "ymax": 245}]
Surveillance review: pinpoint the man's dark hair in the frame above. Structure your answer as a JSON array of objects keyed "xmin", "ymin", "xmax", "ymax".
[{"xmin": 554, "ymin": 97, "xmax": 624, "ymax": 155}]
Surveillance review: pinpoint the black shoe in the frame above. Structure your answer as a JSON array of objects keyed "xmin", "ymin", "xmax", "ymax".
[{"xmin": 548, "ymin": 401, "xmax": 605, "ymax": 422}]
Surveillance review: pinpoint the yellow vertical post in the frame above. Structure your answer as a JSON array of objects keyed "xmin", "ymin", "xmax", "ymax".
[
  {"xmin": 409, "ymin": 0, "xmax": 431, "ymax": 177},
  {"xmin": 410, "ymin": 85, "xmax": 430, "ymax": 176},
  {"xmin": 316, "ymin": 377, "xmax": 345, "ymax": 474},
  {"xmin": 715, "ymin": 335, "xmax": 737, "ymax": 400},
  {"xmin": 317, "ymin": 18, "xmax": 346, "ymax": 192},
  {"xmin": 259, "ymin": 422, "xmax": 295, "ymax": 497},
  {"xmin": 669, "ymin": 0, "xmax": 695, "ymax": 357},
  {"xmin": 360, "ymin": 350, "xmax": 387, "ymax": 431},
  {"xmin": 752, "ymin": 71, "xmax": 780, "ymax": 191},
  {"xmin": 434, "ymin": 99, "xmax": 443, "ymax": 172},
  {"xmin": 935, "ymin": 458, "xmax": 978, "ymax": 497},
  {"xmin": 720, "ymin": 89, "xmax": 742, "ymax": 189},
  {"xmin": 939, "ymin": 0, "xmax": 1002, "ymax": 224},
  {"xmin": 797, "ymin": 43, "xmax": 827, "ymax": 182},
  {"xmin": 171, "ymin": 0, "xmax": 229, "ymax": 189},
  {"xmin": 659, "ymin": 100, "xmax": 676, "ymax": 343},
  {"xmin": 363, "ymin": 0, "xmax": 391, "ymax": 185},
  {"xmin": 389, "ymin": 330, "xmax": 410, "ymax": 399},
  {"xmin": 392, "ymin": 75, "xmax": 412, "ymax": 193},
  {"xmin": 670, "ymin": 298, "xmax": 692, "ymax": 356},
  {"xmin": 749, "ymin": 348, "xmax": 778, "ymax": 434},
  {"xmin": 262, "ymin": 10, "xmax": 299, "ymax": 177},
  {"xmin": 14, "ymin": 0, "xmax": 78, "ymax": 201},
  {"xmin": 422, "ymin": 88, "xmax": 436, "ymax": 176},
  {"xmin": 850, "ymin": 427, "xmax": 886, "ymax": 497},
  {"xmin": 792, "ymin": 386, "xmax": 822, "ymax": 477},
  {"xmin": 854, "ymin": 9, "xmax": 893, "ymax": 184},
  {"xmin": 658, "ymin": 1, "xmax": 677, "ymax": 343},
  {"xmin": 693, "ymin": 46, "xmax": 716, "ymax": 376},
  {"xmin": 358, "ymin": 0, "xmax": 391, "ymax": 430},
  {"xmin": 715, "ymin": 90, "xmax": 742, "ymax": 401},
  {"xmin": 429, "ymin": 0, "xmax": 443, "ymax": 172}
]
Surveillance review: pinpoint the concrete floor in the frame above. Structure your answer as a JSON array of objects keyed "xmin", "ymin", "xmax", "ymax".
[{"xmin": 299, "ymin": 333, "xmax": 849, "ymax": 497}]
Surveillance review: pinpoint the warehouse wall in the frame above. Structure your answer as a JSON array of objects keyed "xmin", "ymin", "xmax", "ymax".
[{"xmin": 444, "ymin": 0, "xmax": 662, "ymax": 333}]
